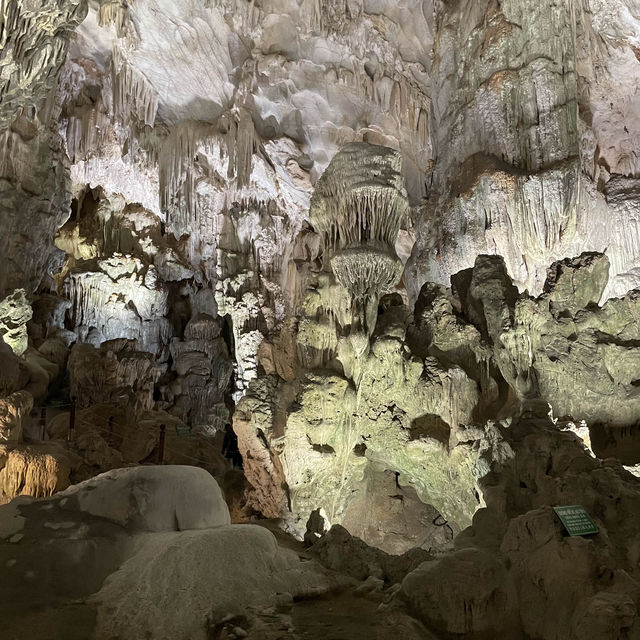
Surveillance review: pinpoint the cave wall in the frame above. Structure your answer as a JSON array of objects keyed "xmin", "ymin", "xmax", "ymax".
[{"xmin": 3, "ymin": 0, "xmax": 640, "ymax": 551}]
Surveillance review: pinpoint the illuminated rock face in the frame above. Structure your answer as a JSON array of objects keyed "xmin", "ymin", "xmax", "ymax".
[
  {"xmin": 0, "ymin": 289, "xmax": 32, "ymax": 356},
  {"xmin": 237, "ymin": 269, "xmax": 482, "ymax": 552},
  {"xmin": 3, "ymin": 0, "xmax": 640, "ymax": 312},
  {"xmin": 0, "ymin": 0, "xmax": 87, "ymax": 128},
  {"xmin": 236, "ymin": 248, "xmax": 640, "ymax": 554},
  {"xmin": 406, "ymin": 0, "xmax": 640, "ymax": 302}
]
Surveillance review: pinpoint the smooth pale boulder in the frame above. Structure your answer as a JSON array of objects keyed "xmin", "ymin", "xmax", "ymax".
[
  {"xmin": 93, "ymin": 524, "xmax": 334, "ymax": 640},
  {"xmin": 56, "ymin": 465, "xmax": 230, "ymax": 531}
]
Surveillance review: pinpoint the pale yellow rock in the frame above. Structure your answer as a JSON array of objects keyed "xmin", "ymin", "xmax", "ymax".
[{"xmin": 0, "ymin": 443, "xmax": 72, "ymax": 503}]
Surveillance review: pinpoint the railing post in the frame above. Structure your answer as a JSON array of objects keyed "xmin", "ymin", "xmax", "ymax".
[
  {"xmin": 157, "ymin": 424, "xmax": 166, "ymax": 464},
  {"xmin": 68, "ymin": 397, "xmax": 76, "ymax": 443},
  {"xmin": 40, "ymin": 407, "xmax": 46, "ymax": 440},
  {"xmin": 108, "ymin": 415, "xmax": 114, "ymax": 447}
]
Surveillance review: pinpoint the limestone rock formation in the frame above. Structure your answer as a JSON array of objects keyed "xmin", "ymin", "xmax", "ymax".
[
  {"xmin": 68, "ymin": 340, "xmax": 165, "ymax": 412},
  {"xmin": 57, "ymin": 465, "xmax": 230, "ymax": 531},
  {"xmin": 0, "ymin": 391, "xmax": 34, "ymax": 444},
  {"xmin": 406, "ymin": 0, "xmax": 640, "ymax": 302},
  {"xmin": 309, "ymin": 142, "xmax": 408, "ymax": 334},
  {"xmin": 0, "ymin": 0, "xmax": 87, "ymax": 128},
  {"xmin": 0, "ymin": 289, "xmax": 32, "ymax": 356},
  {"xmin": 5, "ymin": 1, "xmax": 640, "ymax": 637},
  {"xmin": 65, "ymin": 255, "xmax": 172, "ymax": 356},
  {"xmin": 235, "ymin": 249, "xmax": 640, "ymax": 553},
  {"xmin": 236, "ymin": 279, "xmax": 482, "ymax": 548},
  {"xmin": 0, "ymin": 442, "xmax": 76, "ymax": 504},
  {"xmin": 0, "ymin": 338, "xmax": 29, "ymax": 397},
  {"xmin": 0, "ymin": 114, "xmax": 72, "ymax": 298}
]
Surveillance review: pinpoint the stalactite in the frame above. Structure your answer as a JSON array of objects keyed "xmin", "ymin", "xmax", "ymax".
[
  {"xmin": 65, "ymin": 106, "xmax": 112, "ymax": 163},
  {"xmin": 99, "ymin": 0, "xmax": 139, "ymax": 44},
  {"xmin": 226, "ymin": 107, "xmax": 256, "ymax": 190},
  {"xmin": 308, "ymin": 0, "xmax": 360, "ymax": 35},
  {"xmin": 310, "ymin": 142, "xmax": 409, "ymax": 254},
  {"xmin": 111, "ymin": 47, "xmax": 157, "ymax": 129},
  {"xmin": 154, "ymin": 121, "xmax": 211, "ymax": 234},
  {"xmin": 150, "ymin": 108, "xmax": 259, "ymax": 236}
]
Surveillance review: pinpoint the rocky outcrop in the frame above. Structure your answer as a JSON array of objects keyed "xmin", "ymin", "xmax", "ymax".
[
  {"xmin": 164, "ymin": 314, "xmax": 233, "ymax": 433},
  {"xmin": 235, "ymin": 248, "xmax": 640, "ymax": 550},
  {"xmin": 0, "ymin": 289, "xmax": 32, "ymax": 356},
  {"xmin": 0, "ymin": 391, "xmax": 33, "ymax": 444},
  {"xmin": 68, "ymin": 340, "xmax": 165, "ymax": 412},
  {"xmin": 0, "ymin": 115, "xmax": 72, "ymax": 298},
  {"xmin": 65, "ymin": 255, "xmax": 172, "ymax": 356},
  {"xmin": 0, "ymin": 338, "xmax": 29, "ymax": 397},
  {"xmin": 409, "ymin": 252, "xmax": 640, "ymax": 461},
  {"xmin": 311, "ymin": 523, "xmax": 432, "ymax": 584},
  {"xmin": 543, "ymin": 252, "xmax": 611, "ymax": 316},
  {"xmin": 236, "ymin": 271, "xmax": 482, "ymax": 548},
  {"xmin": 398, "ymin": 403, "xmax": 640, "ymax": 640},
  {"xmin": 401, "ymin": 545, "xmax": 519, "ymax": 637}
]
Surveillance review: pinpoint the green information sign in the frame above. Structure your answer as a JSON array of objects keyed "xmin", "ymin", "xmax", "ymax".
[
  {"xmin": 554, "ymin": 505, "xmax": 598, "ymax": 536},
  {"xmin": 175, "ymin": 424, "xmax": 191, "ymax": 437}
]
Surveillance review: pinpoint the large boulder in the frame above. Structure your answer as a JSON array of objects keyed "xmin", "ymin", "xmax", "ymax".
[
  {"xmin": 400, "ymin": 547, "xmax": 519, "ymax": 637},
  {"xmin": 57, "ymin": 465, "xmax": 230, "ymax": 532},
  {"xmin": 92, "ymin": 525, "xmax": 330, "ymax": 640},
  {"xmin": 0, "ymin": 466, "xmax": 344, "ymax": 640}
]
